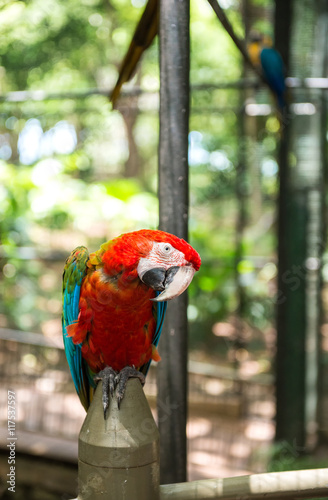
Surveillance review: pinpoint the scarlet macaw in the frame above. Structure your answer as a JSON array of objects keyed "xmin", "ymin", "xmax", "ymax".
[
  {"xmin": 248, "ymin": 33, "xmax": 286, "ymax": 110},
  {"xmin": 62, "ymin": 229, "xmax": 201, "ymax": 415}
]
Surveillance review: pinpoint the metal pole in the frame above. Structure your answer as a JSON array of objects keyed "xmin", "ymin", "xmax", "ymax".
[
  {"xmin": 274, "ymin": 0, "xmax": 307, "ymax": 449},
  {"xmin": 157, "ymin": 0, "xmax": 190, "ymax": 485},
  {"xmin": 77, "ymin": 379, "xmax": 160, "ymax": 499}
]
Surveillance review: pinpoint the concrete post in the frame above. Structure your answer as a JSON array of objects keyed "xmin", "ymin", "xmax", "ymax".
[{"xmin": 77, "ymin": 378, "xmax": 160, "ymax": 499}]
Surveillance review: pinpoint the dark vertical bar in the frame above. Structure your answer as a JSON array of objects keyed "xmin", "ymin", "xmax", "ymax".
[
  {"xmin": 309, "ymin": 0, "xmax": 328, "ymax": 446},
  {"xmin": 318, "ymin": 0, "xmax": 328, "ymax": 444},
  {"xmin": 232, "ymin": 0, "xmax": 250, "ymax": 380},
  {"xmin": 276, "ymin": 183, "xmax": 307, "ymax": 446},
  {"xmin": 274, "ymin": 0, "xmax": 292, "ymax": 69},
  {"xmin": 274, "ymin": 0, "xmax": 307, "ymax": 448},
  {"xmin": 275, "ymin": 0, "xmax": 326, "ymax": 448},
  {"xmin": 157, "ymin": 0, "xmax": 190, "ymax": 485}
]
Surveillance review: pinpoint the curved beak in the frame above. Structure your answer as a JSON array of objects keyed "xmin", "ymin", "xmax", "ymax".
[{"xmin": 152, "ymin": 266, "xmax": 195, "ymax": 302}]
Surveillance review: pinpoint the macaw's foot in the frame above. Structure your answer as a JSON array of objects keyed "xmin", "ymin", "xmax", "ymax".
[
  {"xmin": 115, "ymin": 366, "xmax": 145, "ymax": 409},
  {"xmin": 94, "ymin": 366, "xmax": 118, "ymax": 418}
]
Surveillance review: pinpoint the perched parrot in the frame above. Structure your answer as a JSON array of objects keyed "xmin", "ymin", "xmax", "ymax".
[
  {"xmin": 248, "ymin": 33, "xmax": 286, "ymax": 110},
  {"xmin": 62, "ymin": 229, "xmax": 201, "ymax": 415},
  {"xmin": 111, "ymin": 0, "xmax": 158, "ymax": 105}
]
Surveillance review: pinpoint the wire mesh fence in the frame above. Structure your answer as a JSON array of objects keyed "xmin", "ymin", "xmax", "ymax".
[{"xmin": 0, "ymin": 330, "xmax": 275, "ymax": 480}]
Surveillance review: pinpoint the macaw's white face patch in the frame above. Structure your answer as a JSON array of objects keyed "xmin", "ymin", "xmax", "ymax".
[
  {"xmin": 149, "ymin": 242, "xmax": 187, "ymax": 267},
  {"xmin": 136, "ymin": 242, "xmax": 187, "ymax": 279},
  {"xmin": 137, "ymin": 242, "xmax": 195, "ymax": 301}
]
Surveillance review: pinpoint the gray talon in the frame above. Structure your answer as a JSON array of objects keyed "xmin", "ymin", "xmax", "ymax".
[
  {"xmin": 115, "ymin": 366, "xmax": 145, "ymax": 409},
  {"xmin": 94, "ymin": 366, "xmax": 118, "ymax": 418},
  {"xmin": 94, "ymin": 366, "xmax": 145, "ymax": 414}
]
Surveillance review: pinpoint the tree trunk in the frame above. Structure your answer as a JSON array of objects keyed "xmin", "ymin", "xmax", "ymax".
[{"xmin": 119, "ymin": 99, "xmax": 142, "ymax": 178}]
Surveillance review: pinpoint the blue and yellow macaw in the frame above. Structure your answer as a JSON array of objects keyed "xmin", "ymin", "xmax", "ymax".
[{"xmin": 248, "ymin": 33, "xmax": 286, "ymax": 110}]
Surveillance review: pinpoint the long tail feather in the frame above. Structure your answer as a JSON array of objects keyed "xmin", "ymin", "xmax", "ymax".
[{"xmin": 110, "ymin": 0, "xmax": 159, "ymax": 106}]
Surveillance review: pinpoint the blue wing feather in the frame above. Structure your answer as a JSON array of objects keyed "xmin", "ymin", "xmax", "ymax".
[
  {"xmin": 152, "ymin": 296, "xmax": 168, "ymax": 348},
  {"xmin": 260, "ymin": 47, "xmax": 286, "ymax": 108},
  {"xmin": 62, "ymin": 247, "xmax": 95, "ymax": 410},
  {"xmin": 140, "ymin": 292, "xmax": 167, "ymax": 375}
]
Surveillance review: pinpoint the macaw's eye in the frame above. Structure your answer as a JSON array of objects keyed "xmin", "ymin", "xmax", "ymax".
[{"xmin": 155, "ymin": 242, "xmax": 175, "ymax": 258}]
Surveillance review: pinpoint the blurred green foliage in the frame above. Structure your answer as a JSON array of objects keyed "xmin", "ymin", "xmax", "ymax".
[
  {"xmin": 267, "ymin": 441, "xmax": 328, "ymax": 473},
  {"xmin": 0, "ymin": 0, "xmax": 280, "ymax": 372}
]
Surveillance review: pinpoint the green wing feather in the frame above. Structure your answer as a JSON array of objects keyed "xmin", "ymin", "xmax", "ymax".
[{"xmin": 62, "ymin": 246, "xmax": 95, "ymax": 411}]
